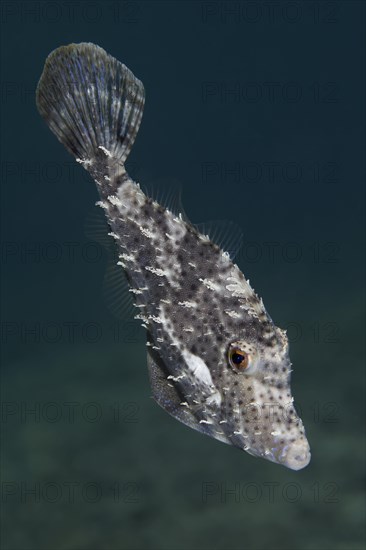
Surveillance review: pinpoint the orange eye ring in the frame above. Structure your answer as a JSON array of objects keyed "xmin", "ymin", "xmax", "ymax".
[{"xmin": 229, "ymin": 348, "xmax": 250, "ymax": 370}]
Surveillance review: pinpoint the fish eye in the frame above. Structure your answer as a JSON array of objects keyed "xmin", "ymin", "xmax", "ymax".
[{"xmin": 229, "ymin": 348, "xmax": 250, "ymax": 370}]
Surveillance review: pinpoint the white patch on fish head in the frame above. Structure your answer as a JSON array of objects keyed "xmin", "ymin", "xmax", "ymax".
[
  {"xmin": 181, "ymin": 349, "xmax": 222, "ymax": 407},
  {"xmin": 157, "ymin": 305, "xmax": 222, "ymax": 408}
]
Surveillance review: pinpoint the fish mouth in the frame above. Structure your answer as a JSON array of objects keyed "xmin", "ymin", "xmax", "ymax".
[
  {"xmin": 281, "ymin": 440, "xmax": 311, "ymax": 470},
  {"xmin": 268, "ymin": 438, "xmax": 311, "ymax": 471}
]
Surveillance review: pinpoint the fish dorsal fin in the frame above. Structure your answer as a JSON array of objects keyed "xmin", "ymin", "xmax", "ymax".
[
  {"xmin": 194, "ymin": 220, "xmax": 243, "ymax": 260},
  {"xmin": 84, "ymin": 206, "xmax": 135, "ymax": 320},
  {"xmin": 141, "ymin": 178, "xmax": 189, "ymax": 221}
]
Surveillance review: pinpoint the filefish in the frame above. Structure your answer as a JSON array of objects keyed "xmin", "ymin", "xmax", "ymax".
[{"xmin": 36, "ymin": 43, "xmax": 311, "ymax": 470}]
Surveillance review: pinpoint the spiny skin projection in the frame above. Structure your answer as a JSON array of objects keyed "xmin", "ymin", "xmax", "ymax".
[{"xmin": 36, "ymin": 42, "xmax": 310, "ymax": 470}]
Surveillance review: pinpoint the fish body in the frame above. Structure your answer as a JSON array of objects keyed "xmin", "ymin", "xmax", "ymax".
[{"xmin": 36, "ymin": 43, "xmax": 311, "ymax": 470}]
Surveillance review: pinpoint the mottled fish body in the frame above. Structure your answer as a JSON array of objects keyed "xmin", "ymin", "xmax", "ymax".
[{"xmin": 36, "ymin": 43, "xmax": 310, "ymax": 470}]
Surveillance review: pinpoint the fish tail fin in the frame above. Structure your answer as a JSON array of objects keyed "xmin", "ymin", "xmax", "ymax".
[{"xmin": 36, "ymin": 42, "xmax": 145, "ymax": 179}]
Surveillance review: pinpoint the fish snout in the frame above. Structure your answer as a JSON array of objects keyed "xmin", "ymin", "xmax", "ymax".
[{"xmin": 281, "ymin": 438, "xmax": 311, "ymax": 471}]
